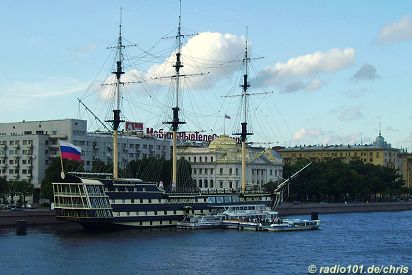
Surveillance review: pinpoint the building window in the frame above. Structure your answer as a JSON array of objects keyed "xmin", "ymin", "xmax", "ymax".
[
  {"xmin": 211, "ymin": 157, "xmax": 214, "ymax": 162},
  {"xmin": 229, "ymin": 168, "xmax": 232, "ymax": 174},
  {"xmin": 199, "ymin": 180, "xmax": 202, "ymax": 188},
  {"xmin": 219, "ymin": 181, "xmax": 223, "ymax": 188},
  {"xmin": 199, "ymin": 169, "xmax": 202, "ymax": 175},
  {"xmin": 210, "ymin": 168, "xmax": 213, "ymax": 175},
  {"xmin": 193, "ymin": 168, "xmax": 196, "ymax": 174},
  {"xmin": 205, "ymin": 168, "xmax": 208, "ymax": 175},
  {"xmin": 199, "ymin": 156, "xmax": 202, "ymax": 162},
  {"xmin": 220, "ymin": 168, "xmax": 223, "ymax": 175},
  {"xmin": 194, "ymin": 157, "xmax": 196, "ymax": 162},
  {"xmin": 204, "ymin": 179, "xmax": 208, "ymax": 188},
  {"xmin": 210, "ymin": 179, "xmax": 214, "ymax": 188}
]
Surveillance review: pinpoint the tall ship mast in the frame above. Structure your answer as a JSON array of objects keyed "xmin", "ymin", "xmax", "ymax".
[
  {"xmin": 51, "ymin": 7, "xmax": 282, "ymax": 230},
  {"xmin": 165, "ymin": 2, "xmax": 185, "ymax": 190},
  {"xmin": 106, "ymin": 13, "xmax": 125, "ymax": 180},
  {"xmin": 238, "ymin": 38, "xmax": 253, "ymax": 193}
]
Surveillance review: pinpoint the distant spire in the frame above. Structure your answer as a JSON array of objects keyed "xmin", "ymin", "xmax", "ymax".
[{"xmin": 379, "ymin": 120, "xmax": 382, "ymax": 136}]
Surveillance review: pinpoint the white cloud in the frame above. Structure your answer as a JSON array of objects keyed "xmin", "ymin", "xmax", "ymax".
[
  {"xmin": 0, "ymin": 77, "xmax": 87, "ymax": 98},
  {"xmin": 98, "ymin": 69, "xmax": 144, "ymax": 101},
  {"xmin": 147, "ymin": 32, "xmax": 245, "ymax": 89},
  {"xmin": 379, "ymin": 16, "xmax": 412, "ymax": 44},
  {"xmin": 70, "ymin": 44, "xmax": 97, "ymax": 61},
  {"xmin": 342, "ymin": 88, "xmax": 371, "ymax": 99},
  {"xmin": 337, "ymin": 107, "xmax": 364, "ymax": 121},
  {"xmin": 350, "ymin": 64, "xmax": 380, "ymax": 81},
  {"xmin": 292, "ymin": 128, "xmax": 362, "ymax": 145},
  {"xmin": 293, "ymin": 128, "xmax": 324, "ymax": 141},
  {"xmin": 258, "ymin": 48, "xmax": 355, "ymax": 92}
]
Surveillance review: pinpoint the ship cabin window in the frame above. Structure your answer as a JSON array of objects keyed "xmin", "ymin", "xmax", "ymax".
[
  {"xmin": 148, "ymin": 199, "xmax": 152, "ymax": 203},
  {"xmin": 207, "ymin": 197, "xmax": 216, "ymax": 203},
  {"xmin": 134, "ymin": 187, "xmax": 137, "ymax": 192},
  {"xmin": 122, "ymin": 199, "xmax": 125, "ymax": 203},
  {"xmin": 150, "ymin": 221, "xmax": 152, "ymax": 225},
  {"xmin": 127, "ymin": 212, "xmax": 130, "ymax": 216},
  {"xmin": 154, "ymin": 211, "xmax": 157, "ymax": 215},
  {"xmin": 140, "ymin": 221, "xmax": 143, "ymax": 226},
  {"xmin": 169, "ymin": 221, "xmax": 172, "ymax": 225},
  {"xmin": 164, "ymin": 211, "xmax": 167, "ymax": 215},
  {"xmin": 140, "ymin": 199, "xmax": 143, "ymax": 203},
  {"xmin": 173, "ymin": 210, "xmax": 177, "ymax": 214},
  {"xmin": 160, "ymin": 221, "xmax": 162, "ymax": 225},
  {"xmin": 142, "ymin": 188, "xmax": 146, "ymax": 192},
  {"xmin": 216, "ymin": 197, "xmax": 224, "ymax": 203},
  {"xmin": 131, "ymin": 199, "xmax": 134, "ymax": 204}
]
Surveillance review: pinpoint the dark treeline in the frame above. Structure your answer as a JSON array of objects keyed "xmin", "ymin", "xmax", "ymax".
[
  {"xmin": 41, "ymin": 157, "xmax": 195, "ymax": 201},
  {"xmin": 280, "ymin": 159, "xmax": 408, "ymax": 203},
  {"xmin": 0, "ymin": 177, "xmax": 34, "ymax": 206}
]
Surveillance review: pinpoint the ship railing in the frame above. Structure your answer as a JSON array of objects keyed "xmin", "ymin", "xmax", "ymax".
[
  {"xmin": 54, "ymin": 192, "xmax": 86, "ymax": 196},
  {"xmin": 55, "ymin": 203, "xmax": 112, "ymax": 209}
]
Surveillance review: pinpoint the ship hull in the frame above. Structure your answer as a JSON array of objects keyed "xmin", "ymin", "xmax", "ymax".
[{"xmin": 53, "ymin": 177, "xmax": 273, "ymax": 230}]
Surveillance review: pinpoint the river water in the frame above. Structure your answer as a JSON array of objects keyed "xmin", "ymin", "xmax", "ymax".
[{"xmin": 1, "ymin": 211, "xmax": 411, "ymax": 275}]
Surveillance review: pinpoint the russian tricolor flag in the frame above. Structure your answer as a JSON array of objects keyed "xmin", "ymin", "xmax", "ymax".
[{"xmin": 59, "ymin": 140, "xmax": 82, "ymax": 162}]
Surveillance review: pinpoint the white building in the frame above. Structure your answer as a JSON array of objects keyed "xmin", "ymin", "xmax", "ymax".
[
  {"xmin": 177, "ymin": 135, "xmax": 284, "ymax": 191},
  {"xmin": 0, "ymin": 119, "xmax": 170, "ymax": 200}
]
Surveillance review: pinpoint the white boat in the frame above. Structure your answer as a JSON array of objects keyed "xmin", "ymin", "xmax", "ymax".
[
  {"xmin": 176, "ymin": 214, "xmax": 224, "ymax": 230},
  {"xmin": 262, "ymin": 219, "xmax": 320, "ymax": 232}
]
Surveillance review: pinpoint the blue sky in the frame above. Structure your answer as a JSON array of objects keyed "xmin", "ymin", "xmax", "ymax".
[{"xmin": 0, "ymin": 0, "xmax": 411, "ymax": 151}]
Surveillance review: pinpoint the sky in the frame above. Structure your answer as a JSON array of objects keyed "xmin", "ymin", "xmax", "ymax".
[{"xmin": 0, "ymin": 0, "xmax": 411, "ymax": 151}]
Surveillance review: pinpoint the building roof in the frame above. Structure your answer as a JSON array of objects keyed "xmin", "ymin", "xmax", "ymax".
[
  {"xmin": 278, "ymin": 144, "xmax": 397, "ymax": 152},
  {"xmin": 208, "ymin": 135, "xmax": 237, "ymax": 150}
]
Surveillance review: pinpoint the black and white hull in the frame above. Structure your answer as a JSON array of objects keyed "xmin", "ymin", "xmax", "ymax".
[{"xmin": 52, "ymin": 176, "xmax": 273, "ymax": 229}]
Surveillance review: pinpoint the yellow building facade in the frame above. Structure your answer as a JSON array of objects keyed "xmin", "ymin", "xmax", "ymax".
[{"xmin": 278, "ymin": 133, "xmax": 412, "ymax": 188}]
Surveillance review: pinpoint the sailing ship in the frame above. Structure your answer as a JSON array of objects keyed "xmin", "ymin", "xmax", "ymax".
[{"xmin": 52, "ymin": 8, "xmax": 280, "ymax": 230}]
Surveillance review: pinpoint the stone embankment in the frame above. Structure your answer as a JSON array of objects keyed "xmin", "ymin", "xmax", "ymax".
[{"xmin": 277, "ymin": 201, "xmax": 412, "ymax": 216}]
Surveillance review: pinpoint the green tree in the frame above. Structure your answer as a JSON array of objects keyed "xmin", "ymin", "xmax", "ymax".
[
  {"xmin": 284, "ymin": 159, "xmax": 406, "ymax": 203},
  {"xmin": 8, "ymin": 181, "xmax": 18, "ymax": 204},
  {"xmin": 13, "ymin": 181, "xmax": 34, "ymax": 205},
  {"xmin": 41, "ymin": 158, "xmax": 84, "ymax": 201},
  {"xmin": 0, "ymin": 177, "xmax": 8, "ymax": 203}
]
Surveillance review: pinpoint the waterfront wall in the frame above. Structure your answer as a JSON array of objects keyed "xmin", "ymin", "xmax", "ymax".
[
  {"xmin": 0, "ymin": 210, "xmax": 65, "ymax": 226},
  {"xmin": 277, "ymin": 201, "xmax": 412, "ymax": 216}
]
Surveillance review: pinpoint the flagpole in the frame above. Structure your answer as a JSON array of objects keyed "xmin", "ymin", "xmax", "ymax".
[
  {"xmin": 223, "ymin": 115, "xmax": 226, "ymax": 135},
  {"xmin": 58, "ymin": 139, "xmax": 65, "ymax": 179}
]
